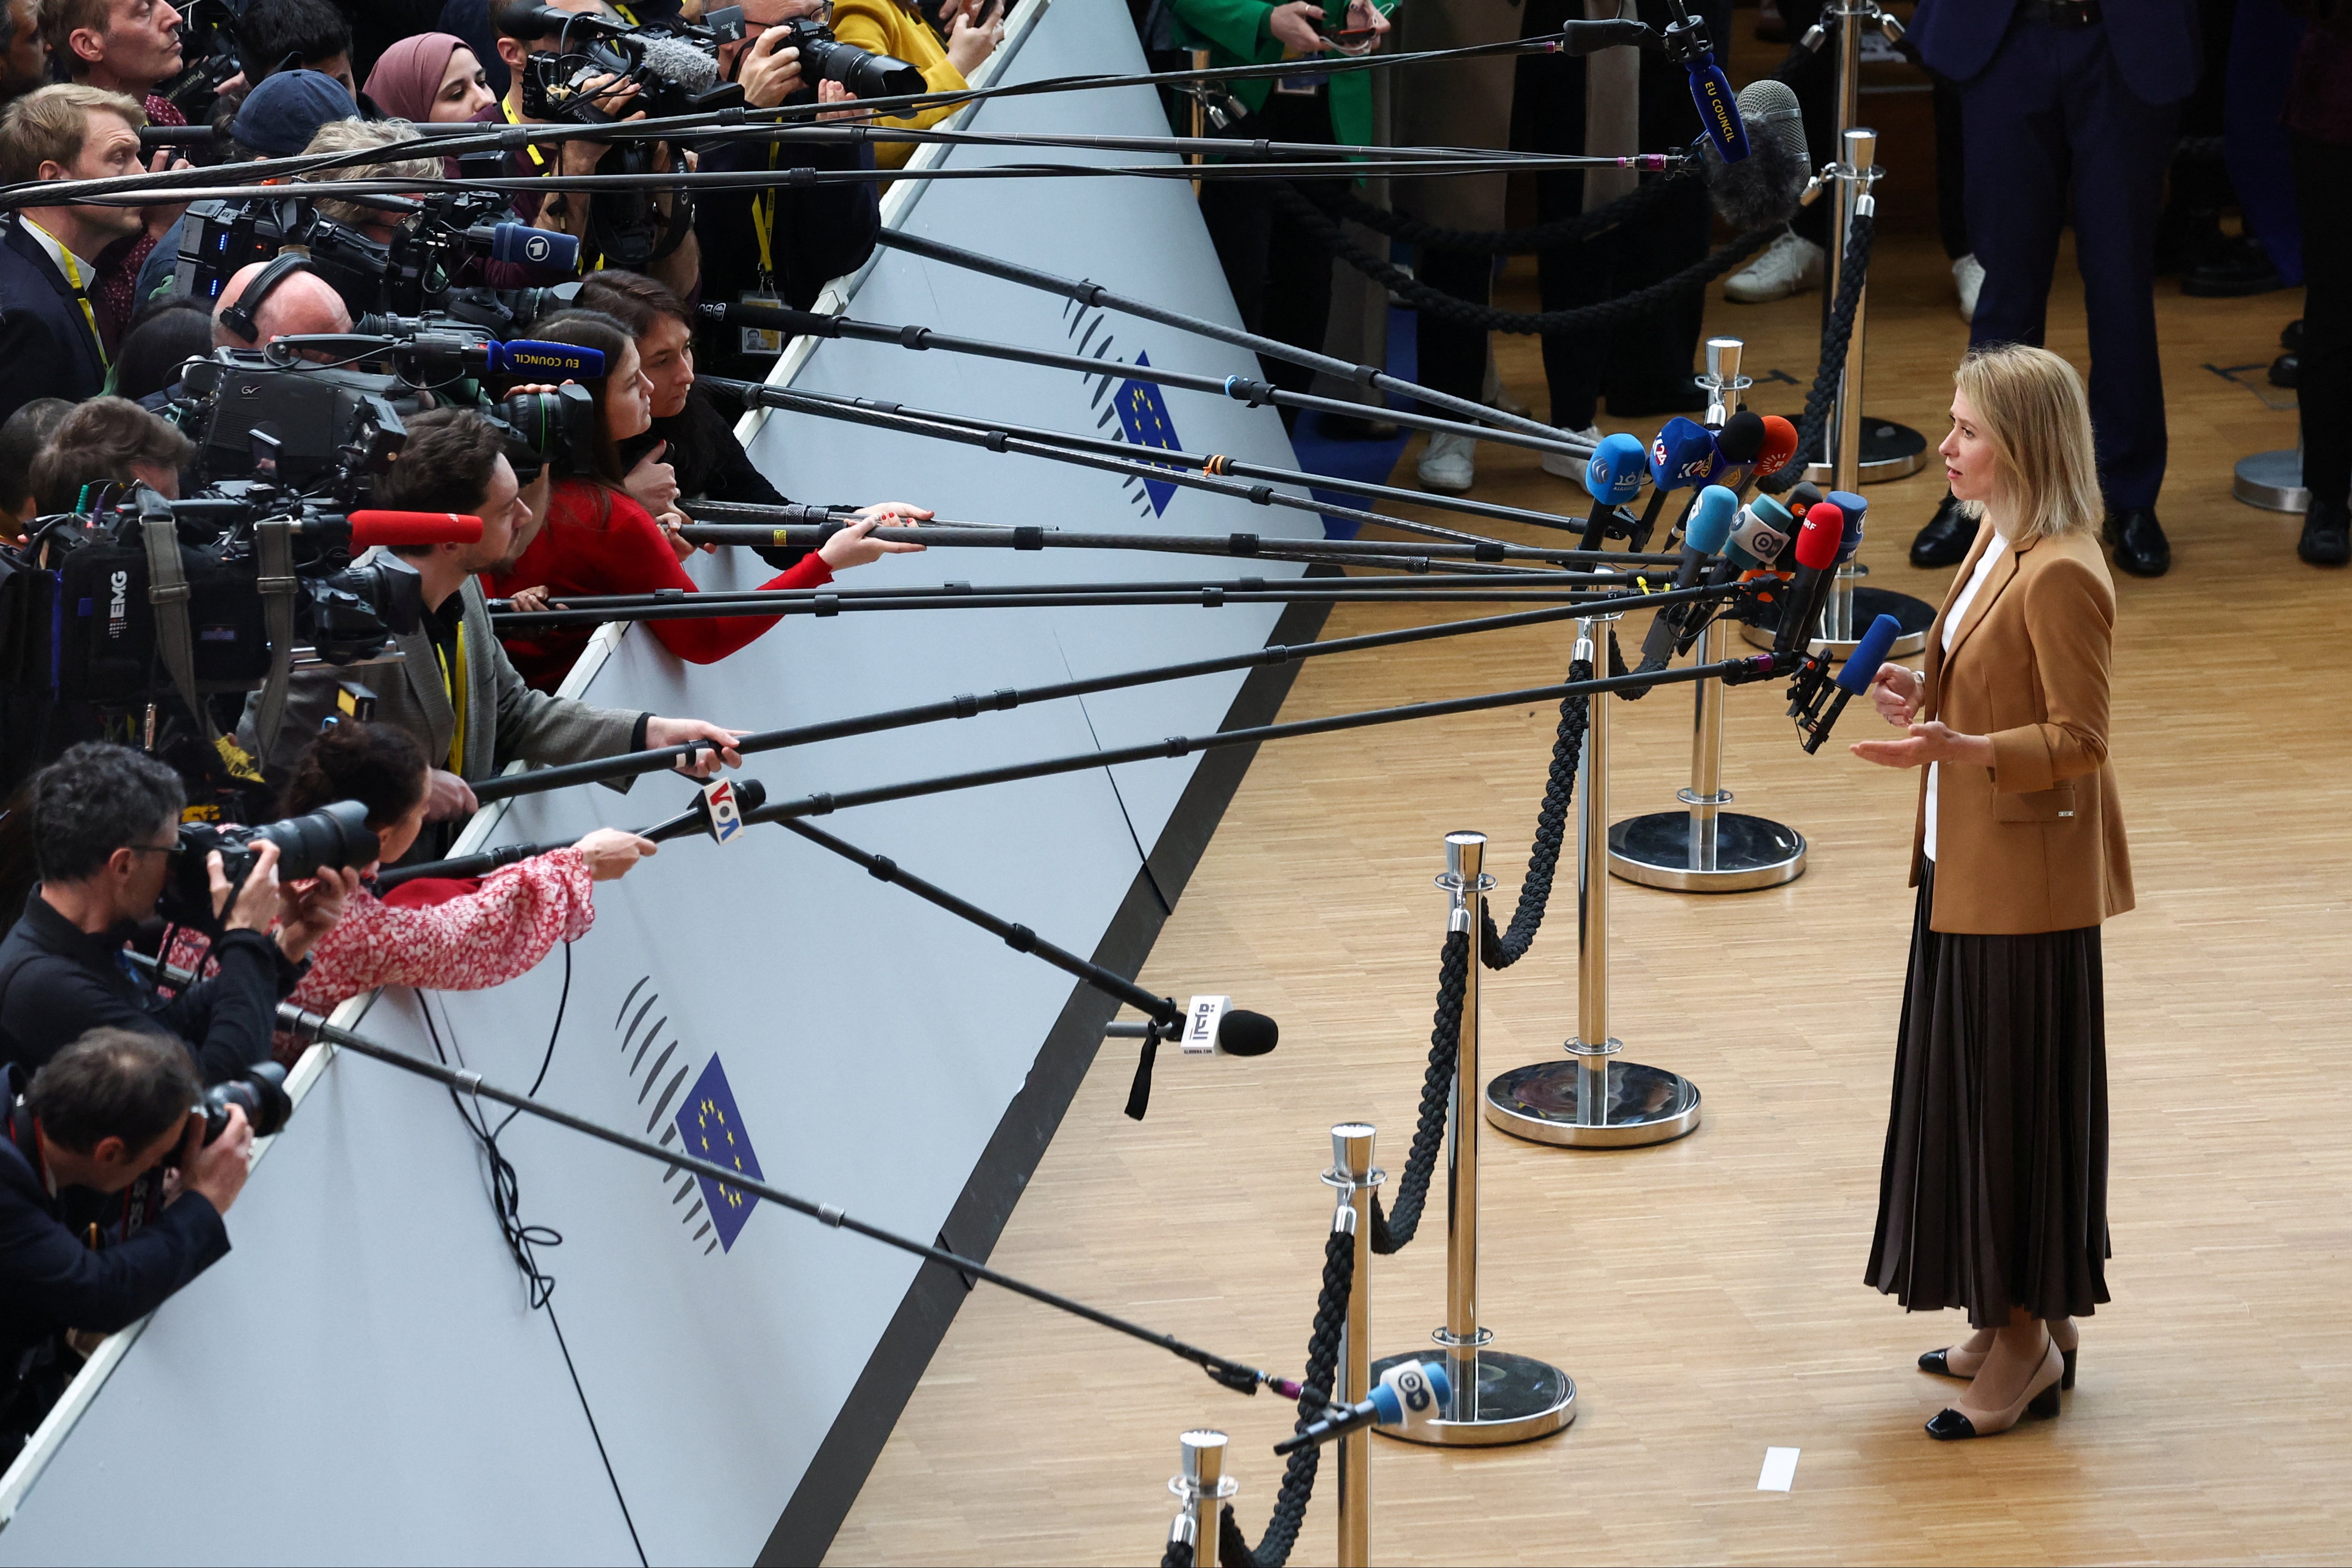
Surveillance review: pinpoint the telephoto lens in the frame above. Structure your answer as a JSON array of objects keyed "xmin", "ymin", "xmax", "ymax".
[
  {"xmin": 164, "ymin": 801, "xmax": 383, "ymax": 931},
  {"xmin": 201, "ymin": 1061, "xmax": 292, "ymax": 1143}
]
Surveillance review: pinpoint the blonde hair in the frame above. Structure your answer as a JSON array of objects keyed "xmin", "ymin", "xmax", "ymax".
[
  {"xmin": 0, "ymin": 83, "xmax": 145, "ymax": 185},
  {"xmin": 296, "ymin": 118, "xmax": 439, "ymax": 228},
  {"xmin": 1952, "ymin": 344, "xmax": 2103, "ymax": 541}
]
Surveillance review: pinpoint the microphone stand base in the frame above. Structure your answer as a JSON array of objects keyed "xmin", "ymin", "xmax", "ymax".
[
  {"xmin": 1740, "ymin": 584, "xmax": 1934, "ymax": 660},
  {"xmin": 1484, "ymin": 1060, "xmax": 1702, "ymax": 1149},
  {"xmin": 1798, "ymin": 414, "xmax": 1929, "ymax": 485},
  {"xmin": 2233, "ymin": 447, "xmax": 2306, "ymax": 513},
  {"xmin": 1606, "ymin": 811, "xmax": 1806, "ymax": 892},
  {"xmin": 1365, "ymin": 1350, "xmax": 1575, "ymax": 1447}
]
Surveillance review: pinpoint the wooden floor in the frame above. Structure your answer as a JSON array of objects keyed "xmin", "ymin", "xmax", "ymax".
[{"xmin": 823, "ymin": 231, "xmax": 2352, "ymax": 1565}]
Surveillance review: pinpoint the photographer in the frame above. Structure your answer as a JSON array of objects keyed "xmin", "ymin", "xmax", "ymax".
[
  {"xmin": 241, "ymin": 407, "xmax": 748, "ymax": 840},
  {"xmin": 0, "ymin": 85, "xmax": 149, "ymax": 424},
  {"xmin": 164, "ymin": 722, "xmax": 654, "ymax": 1062},
  {"xmin": 832, "ymin": 0, "xmax": 1003, "ymax": 169},
  {"xmin": 695, "ymin": 0, "xmax": 881, "ymax": 380},
  {"xmin": 0, "ymin": 1028, "xmax": 253, "ymax": 1463},
  {"xmin": 484, "ymin": 308, "xmax": 926, "ymax": 691},
  {"xmin": 27, "ymin": 395, "xmax": 193, "ymax": 511},
  {"xmin": 481, "ymin": 0, "xmax": 700, "ymax": 300},
  {"xmin": 0, "ymin": 742, "xmax": 352, "ymax": 1080}
]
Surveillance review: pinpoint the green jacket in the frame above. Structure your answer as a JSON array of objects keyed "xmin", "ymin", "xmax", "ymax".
[{"xmin": 1165, "ymin": 0, "xmax": 1396, "ymax": 150}]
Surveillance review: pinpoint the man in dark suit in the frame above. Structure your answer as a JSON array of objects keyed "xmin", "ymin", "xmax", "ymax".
[
  {"xmin": 0, "ymin": 1029, "xmax": 252, "ymax": 1461},
  {"xmin": 0, "ymin": 83, "xmax": 148, "ymax": 426},
  {"xmin": 1908, "ymin": 0, "xmax": 2202, "ymax": 579}
]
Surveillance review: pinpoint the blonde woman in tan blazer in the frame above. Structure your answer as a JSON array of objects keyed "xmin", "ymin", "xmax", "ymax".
[{"xmin": 1850, "ymin": 344, "xmax": 2134, "ymax": 1442}]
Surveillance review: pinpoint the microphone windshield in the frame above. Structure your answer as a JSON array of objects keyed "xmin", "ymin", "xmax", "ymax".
[
  {"xmin": 1725, "ymin": 504, "xmax": 1789, "ymax": 568},
  {"xmin": 1833, "ymin": 614, "xmax": 1905, "ymax": 693},
  {"xmin": 1714, "ymin": 410, "xmax": 1765, "ymax": 463},
  {"xmin": 1686, "ymin": 486, "xmax": 1737, "ymax": 555},
  {"xmin": 1756, "ymin": 415, "xmax": 1800, "ymax": 477},
  {"xmin": 347, "ymin": 510, "xmax": 482, "ymax": 546},
  {"xmin": 485, "ymin": 221, "xmax": 579, "ymax": 273},
  {"xmin": 1648, "ymin": 417, "xmax": 1719, "ymax": 492},
  {"xmin": 1793, "ymin": 505, "xmax": 1843, "ymax": 571},
  {"xmin": 1216, "ymin": 1010, "xmax": 1279, "ymax": 1057},
  {"xmin": 636, "ymin": 29, "xmax": 720, "ymax": 90},
  {"xmin": 1703, "ymin": 76, "xmax": 1807, "ymax": 229},
  {"xmin": 1584, "ymin": 432, "xmax": 1649, "ymax": 504},
  {"xmin": 1826, "ymin": 489, "xmax": 1869, "ymax": 529}
]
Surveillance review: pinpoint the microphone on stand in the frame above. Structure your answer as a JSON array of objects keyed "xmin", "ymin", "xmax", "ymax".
[
  {"xmin": 1578, "ymin": 433, "xmax": 1651, "ymax": 552},
  {"xmin": 1272, "ymin": 1360, "xmax": 1453, "ymax": 1455},
  {"xmin": 1796, "ymin": 612, "xmax": 1903, "ymax": 753},
  {"xmin": 1705, "ymin": 411, "xmax": 1768, "ymax": 497},
  {"xmin": 1770, "ymin": 503, "xmax": 1844, "ymax": 659},
  {"xmin": 1675, "ymin": 495, "xmax": 1790, "ymax": 656},
  {"xmin": 1744, "ymin": 416, "xmax": 1800, "ymax": 497},
  {"xmin": 1104, "ymin": 998, "xmax": 1279, "ymax": 1058},
  {"xmin": 1634, "ymin": 417, "xmax": 1719, "ymax": 549},
  {"xmin": 1826, "ymin": 489, "xmax": 1869, "ymax": 564},
  {"xmin": 1638, "ymin": 484, "xmax": 1738, "ymax": 667}
]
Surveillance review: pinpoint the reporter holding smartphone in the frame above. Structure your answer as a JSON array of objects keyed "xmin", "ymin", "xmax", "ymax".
[{"xmin": 830, "ymin": 0, "xmax": 1003, "ymax": 168}]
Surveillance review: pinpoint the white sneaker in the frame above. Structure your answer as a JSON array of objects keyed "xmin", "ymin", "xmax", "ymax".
[
  {"xmin": 1953, "ymin": 253, "xmax": 1985, "ymax": 324},
  {"xmin": 1418, "ymin": 430, "xmax": 1477, "ymax": 493},
  {"xmin": 1723, "ymin": 231, "xmax": 1826, "ymax": 304},
  {"xmin": 1540, "ymin": 424, "xmax": 1604, "ymax": 491}
]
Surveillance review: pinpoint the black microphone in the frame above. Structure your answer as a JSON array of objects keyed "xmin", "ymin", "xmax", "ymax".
[{"xmin": 1104, "ymin": 1002, "xmax": 1279, "ymax": 1057}]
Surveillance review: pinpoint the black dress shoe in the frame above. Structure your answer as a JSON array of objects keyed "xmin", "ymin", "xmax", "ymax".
[
  {"xmin": 1925, "ymin": 1380, "xmax": 2062, "ymax": 1441},
  {"xmin": 2183, "ymin": 234, "xmax": 2285, "ymax": 298},
  {"xmin": 2271, "ymin": 352, "xmax": 2298, "ymax": 388},
  {"xmin": 1910, "ymin": 492, "xmax": 1973, "ymax": 568},
  {"xmin": 2283, "ymin": 317, "xmax": 2305, "ymax": 354},
  {"xmin": 1605, "ymin": 376, "xmax": 1710, "ymax": 419},
  {"xmin": 2105, "ymin": 507, "xmax": 2171, "ymax": 577},
  {"xmin": 1919, "ymin": 1348, "xmax": 1963, "ymax": 1379},
  {"xmin": 2301, "ymin": 497, "xmax": 2352, "ymax": 567}
]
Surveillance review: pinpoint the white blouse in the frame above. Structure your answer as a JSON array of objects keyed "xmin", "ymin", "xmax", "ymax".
[{"xmin": 1924, "ymin": 530, "xmax": 2009, "ymax": 863}]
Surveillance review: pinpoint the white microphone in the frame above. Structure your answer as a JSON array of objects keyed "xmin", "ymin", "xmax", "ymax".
[{"xmin": 1273, "ymin": 1360, "xmax": 1452, "ymax": 1454}]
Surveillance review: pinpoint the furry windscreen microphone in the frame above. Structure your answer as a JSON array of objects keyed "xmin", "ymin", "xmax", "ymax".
[
  {"xmin": 635, "ymin": 29, "xmax": 721, "ymax": 90},
  {"xmin": 1702, "ymin": 78, "xmax": 1810, "ymax": 231}
]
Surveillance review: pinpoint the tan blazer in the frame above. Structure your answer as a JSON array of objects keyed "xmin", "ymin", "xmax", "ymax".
[{"xmin": 1910, "ymin": 520, "xmax": 2135, "ymax": 934}]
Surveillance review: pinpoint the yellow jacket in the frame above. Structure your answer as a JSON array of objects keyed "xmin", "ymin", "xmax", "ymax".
[{"xmin": 828, "ymin": 0, "xmax": 969, "ymax": 169}]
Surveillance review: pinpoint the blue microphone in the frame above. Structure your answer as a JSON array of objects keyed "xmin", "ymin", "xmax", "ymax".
[
  {"xmin": 1640, "ymin": 484, "xmax": 1739, "ymax": 665},
  {"xmin": 1798, "ymin": 612, "xmax": 1903, "ymax": 753},
  {"xmin": 1578, "ymin": 432, "xmax": 1650, "ymax": 551},
  {"xmin": 487, "ymin": 339, "xmax": 607, "ymax": 378},
  {"xmin": 1273, "ymin": 1360, "xmax": 1454, "ymax": 1455},
  {"xmin": 1636, "ymin": 417, "xmax": 1719, "ymax": 547},
  {"xmin": 1826, "ymin": 489, "xmax": 1868, "ymax": 565},
  {"xmin": 1663, "ymin": 1, "xmax": 1747, "ymax": 162},
  {"xmin": 478, "ymin": 220, "xmax": 580, "ymax": 273}
]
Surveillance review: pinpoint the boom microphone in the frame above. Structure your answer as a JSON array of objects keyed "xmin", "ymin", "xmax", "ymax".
[
  {"xmin": 1636, "ymin": 417, "xmax": 1718, "ymax": 547},
  {"xmin": 1274, "ymin": 1360, "xmax": 1452, "ymax": 1455},
  {"xmin": 484, "ymin": 338, "xmax": 607, "ymax": 378},
  {"xmin": 1703, "ymin": 78, "xmax": 1810, "ymax": 230},
  {"xmin": 1663, "ymin": 0, "xmax": 1747, "ymax": 163},
  {"xmin": 1638, "ymin": 483, "xmax": 1737, "ymax": 666},
  {"xmin": 1578, "ymin": 432, "xmax": 1650, "ymax": 551},
  {"xmin": 470, "ymin": 222, "xmax": 581, "ymax": 274},
  {"xmin": 1771, "ymin": 502, "xmax": 1843, "ymax": 657},
  {"xmin": 1104, "ymin": 1000, "xmax": 1279, "ymax": 1058},
  {"xmin": 344, "ymin": 510, "xmax": 484, "ymax": 546}
]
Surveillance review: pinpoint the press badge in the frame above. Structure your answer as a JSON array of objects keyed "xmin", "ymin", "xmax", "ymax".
[{"xmin": 739, "ymin": 285, "xmax": 784, "ymax": 358}]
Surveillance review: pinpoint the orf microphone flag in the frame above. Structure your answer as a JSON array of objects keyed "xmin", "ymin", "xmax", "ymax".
[{"xmin": 1772, "ymin": 502, "xmax": 1843, "ymax": 657}]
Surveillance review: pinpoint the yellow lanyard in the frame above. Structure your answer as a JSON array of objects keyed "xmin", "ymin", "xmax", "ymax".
[
  {"xmin": 751, "ymin": 144, "xmax": 778, "ymax": 285},
  {"xmin": 30, "ymin": 222, "xmax": 107, "ymax": 367},
  {"xmin": 500, "ymin": 93, "xmax": 547, "ymax": 168},
  {"xmin": 436, "ymin": 621, "xmax": 467, "ymax": 773}
]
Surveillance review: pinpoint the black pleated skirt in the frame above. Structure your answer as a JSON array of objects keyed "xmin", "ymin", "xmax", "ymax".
[{"xmin": 1865, "ymin": 860, "xmax": 2112, "ymax": 1327}]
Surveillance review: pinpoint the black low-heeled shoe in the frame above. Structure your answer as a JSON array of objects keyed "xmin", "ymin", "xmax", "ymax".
[
  {"xmin": 1926, "ymin": 1382, "xmax": 2062, "ymax": 1441},
  {"xmin": 1923, "ymin": 1345, "xmax": 2078, "ymax": 1388}
]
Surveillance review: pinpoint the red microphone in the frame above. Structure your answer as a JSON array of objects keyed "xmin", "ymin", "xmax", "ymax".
[
  {"xmin": 1772, "ymin": 502, "xmax": 1843, "ymax": 657},
  {"xmin": 345, "ymin": 511, "xmax": 484, "ymax": 547},
  {"xmin": 1753, "ymin": 416, "xmax": 1799, "ymax": 489}
]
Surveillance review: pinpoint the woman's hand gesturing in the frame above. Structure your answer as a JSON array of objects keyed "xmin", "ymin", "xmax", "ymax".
[{"xmin": 1869, "ymin": 661, "xmax": 1925, "ymax": 727}]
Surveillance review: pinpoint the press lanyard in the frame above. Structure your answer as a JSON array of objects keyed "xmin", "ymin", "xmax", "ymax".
[
  {"xmin": 751, "ymin": 144, "xmax": 779, "ymax": 285},
  {"xmin": 436, "ymin": 621, "xmax": 467, "ymax": 773},
  {"xmin": 28, "ymin": 221, "xmax": 108, "ymax": 367},
  {"xmin": 500, "ymin": 94, "xmax": 547, "ymax": 168}
]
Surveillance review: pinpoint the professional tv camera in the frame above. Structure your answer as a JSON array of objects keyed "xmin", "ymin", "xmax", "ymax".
[{"xmin": 174, "ymin": 194, "xmax": 391, "ymax": 313}]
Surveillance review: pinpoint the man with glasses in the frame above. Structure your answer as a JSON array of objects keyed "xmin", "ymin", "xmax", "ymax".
[{"xmin": 0, "ymin": 743, "xmax": 354, "ymax": 1082}]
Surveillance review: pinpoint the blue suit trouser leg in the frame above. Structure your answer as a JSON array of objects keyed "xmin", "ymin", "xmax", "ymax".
[{"xmin": 1960, "ymin": 32, "xmax": 2068, "ymax": 356}]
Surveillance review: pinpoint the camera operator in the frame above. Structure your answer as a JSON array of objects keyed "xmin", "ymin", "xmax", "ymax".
[
  {"xmin": 232, "ymin": 0, "xmax": 358, "ymax": 103},
  {"xmin": 27, "ymin": 395, "xmax": 194, "ymax": 510},
  {"xmin": 485, "ymin": 307, "xmax": 926, "ymax": 690},
  {"xmin": 45, "ymin": 0, "xmax": 193, "ymax": 338},
  {"xmin": 208, "ymin": 254, "xmax": 354, "ymax": 349},
  {"xmin": 164, "ymin": 722, "xmax": 653, "ymax": 1063},
  {"xmin": 0, "ymin": 1028, "xmax": 254, "ymax": 1463},
  {"xmin": 695, "ymin": 0, "xmax": 881, "ymax": 382},
  {"xmin": 0, "ymin": 742, "xmax": 353, "ymax": 1080},
  {"xmin": 0, "ymin": 0, "xmax": 49, "ymax": 111},
  {"xmin": 0, "ymin": 85, "xmax": 149, "ymax": 424},
  {"xmin": 481, "ymin": 0, "xmax": 700, "ymax": 301},
  {"xmin": 240, "ymin": 407, "xmax": 748, "ymax": 842},
  {"xmin": 832, "ymin": 0, "xmax": 1003, "ymax": 169}
]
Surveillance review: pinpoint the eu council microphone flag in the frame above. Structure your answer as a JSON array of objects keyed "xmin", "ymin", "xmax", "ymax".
[{"xmin": 676, "ymin": 1056, "xmax": 768, "ymax": 1252}]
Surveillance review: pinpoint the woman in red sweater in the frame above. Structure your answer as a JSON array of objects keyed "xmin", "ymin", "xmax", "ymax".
[{"xmin": 487, "ymin": 309, "xmax": 928, "ymax": 691}]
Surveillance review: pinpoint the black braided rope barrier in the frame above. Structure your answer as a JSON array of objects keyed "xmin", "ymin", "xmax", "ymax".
[
  {"xmin": 1368, "ymin": 658, "xmax": 1594, "ymax": 1254},
  {"xmin": 1218, "ymin": 1228, "xmax": 1355, "ymax": 1568},
  {"xmin": 1757, "ymin": 211, "xmax": 1873, "ymax": 495},
  {"xmin": 1270, "ymin": 181, "xmax": 1780, "ymax": 338}
]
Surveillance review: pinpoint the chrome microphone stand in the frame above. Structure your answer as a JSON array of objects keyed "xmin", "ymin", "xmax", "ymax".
[{"xmin": 1611, "ymin": 338, "xmax": 1806, "ymax": 892}]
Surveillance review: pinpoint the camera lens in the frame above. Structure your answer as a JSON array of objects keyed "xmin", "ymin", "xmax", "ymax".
[
  {"xmin": 254, "ymin": 800, "xmax": 380, "ymax": 881},
  {"xmin": 202, "ymin": 1061, "xmax": 291, "ymax": 1143}
]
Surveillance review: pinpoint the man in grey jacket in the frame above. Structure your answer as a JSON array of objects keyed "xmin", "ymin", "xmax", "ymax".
[{"xmin": 241, "ymin": 408, "xmax": 742, "ymax": 843}]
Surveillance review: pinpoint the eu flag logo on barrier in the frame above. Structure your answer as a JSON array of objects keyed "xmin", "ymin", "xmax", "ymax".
[
  {"xmin": 1114, "ymin": 353, "xmax": 1182, "ymax": 516},
  {"xmin": 675, "ymin": 1055, "xmax": 765, "ymax": 1253}
]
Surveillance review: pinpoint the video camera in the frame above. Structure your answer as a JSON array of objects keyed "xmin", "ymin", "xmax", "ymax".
[{"xmin": 174, "ymin": 195, "xmax": 392, "ymax": 314}]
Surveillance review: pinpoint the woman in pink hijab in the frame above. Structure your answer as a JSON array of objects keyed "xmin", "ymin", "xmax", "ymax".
[{"xmin": 363, "ymin": 32, "xmax": 495, "ymax": 124}]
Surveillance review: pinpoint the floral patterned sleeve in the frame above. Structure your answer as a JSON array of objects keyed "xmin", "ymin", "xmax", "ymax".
[{"xmin": 285, "ymin": 849, "xmax": 599, "ymax": 1017}]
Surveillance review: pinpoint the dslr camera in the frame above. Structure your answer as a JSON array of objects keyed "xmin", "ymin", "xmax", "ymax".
[{"xmin": 163, "ymin": 799, "xmax": 380, "ymax": 933}]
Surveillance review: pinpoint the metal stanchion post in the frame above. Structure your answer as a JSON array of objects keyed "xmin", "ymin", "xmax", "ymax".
[
  {"xmin": 1166, "ymin": 1430, "xmax": 1237, "ymax": 1568},
  {"xmin": 1487, "ymin": 624, "xmax": 1704, "ymax": 1146},
  {"xmin": 1611, "ymin": 338, "xmax": 1806, "ymax": 892},
  {"xmin": 1372, "ymin": 833, "xmax": 1576, "ymax": 1441},
  {"xmin": 1322, "ymin": 1124, "xmax": 1379, "ymax": 1568}
]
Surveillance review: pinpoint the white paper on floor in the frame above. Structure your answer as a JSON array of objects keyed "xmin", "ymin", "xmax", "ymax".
[{"xmin": 1757, "ymin": 1447, "xmax": 1800, "ymax": 1491}]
